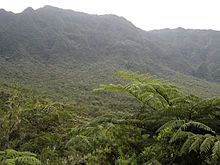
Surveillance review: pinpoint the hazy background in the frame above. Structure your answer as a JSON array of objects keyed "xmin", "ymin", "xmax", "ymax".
[{"xmin": 1, "ymin": 0, "xmax": 220, "ymax": 31}]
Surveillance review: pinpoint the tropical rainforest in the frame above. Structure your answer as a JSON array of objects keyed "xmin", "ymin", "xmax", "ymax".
[{"xmin": 0, "ymin": 6, "xmax": 220, "ymax": 165}]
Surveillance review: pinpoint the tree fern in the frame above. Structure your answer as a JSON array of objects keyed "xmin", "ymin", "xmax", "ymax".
[
  {"xmin": 15, "ymin": 156, "xmax": 41, "ymax": 165},
  {"xmin": 155, "ymin": 96, "xmax": 220, "ymax": 128},
  {"xmin": 0, "ymin": 149, "xmax": 41, "ymax": 165},
  {"xmin": 157, "ymin": 118, "xmax": 220, "ymax": 164},
  {"xmin": 180, "ymin": 121, "xmax": 216, "ymax": 135},
  {"xmin": 200, "ymin": 135, "xmax": 216, "ymax": 153},
  {"xmin": 212, "ymin": 140, "xmax": 220, "ymax": 163},
  {"xmin": 180, "ymin": 135, "xmax": 196, "ymax": 155},
  {"xmin": 94, "ymin": 71, "xmax": 184, "ymax": 111},
  {"xmin": 157, "ymin": 120, "xmax": 185, "ymax": 133},
  {"xmin": 191, "ymin": 97, "xmax": 220, "ymax": 120},
  {"xmin": 189, "ymin": 135, "xmax": 205, "ymax": 152},
  {"xmin": 91, "ymin": 71, "xmax": 220, "ymax": 164},
  {"xmin": 162, "ymin": 121, "xmax": 220, "ymax": 164},
  {"xmin": 169, "ymin": 129, "xmax": 193, "ymax": 144}
]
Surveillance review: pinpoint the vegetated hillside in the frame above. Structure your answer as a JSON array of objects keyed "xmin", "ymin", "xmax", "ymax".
[
  {"xmin": 0, "ymin": 7, "xmax": 220, "ymax": 164},
  {"xmin": 0, "ymin": 5, "xmax": 219, "ymax": 104},
  {"xmin": 148, "ymin": 28, "xmax": 220, "ymax": 81}
]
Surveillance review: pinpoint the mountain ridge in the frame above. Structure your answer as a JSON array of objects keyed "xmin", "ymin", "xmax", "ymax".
[{"xmin": 0, "ymin": 6, "xmax": 219, "ymax": 102}]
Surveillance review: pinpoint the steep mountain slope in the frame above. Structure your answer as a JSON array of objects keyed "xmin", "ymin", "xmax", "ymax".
[
  {"xmin": 148, "ymin": 28, "xmax": 220, "ymax": 81},
  {"xmin": 0, "ymin": 6, "xmax": 219, "ymax": 106}
]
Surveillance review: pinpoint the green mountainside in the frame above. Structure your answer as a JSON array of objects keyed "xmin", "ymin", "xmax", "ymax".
[
  {"xmin": 148, "ymin": 28, "xmax": 220, "ymax": 81},
  {"xmin": 0, "ymin": 6, "xmax": 219, "ymax": 104},
  {"xmin": 0, "ymin": 6, "xmax": 220, "ymax": 164}
]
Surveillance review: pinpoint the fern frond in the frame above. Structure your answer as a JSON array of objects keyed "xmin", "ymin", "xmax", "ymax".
[
  {"xmin": 191, "ymin": 97, "xmax": 220, "ymax": 119},
  {"xmin": 157, "ymin": 120, "xmax": 185, "ymax": 133},
  {"xmin": 94, "ymin": 71, "xmax": 184, "ymax": 112},
  {"xmin": 212, "ymin": 140, "xmax": 220, "ymax": 162},
  {"xmin": 181, "ymin": 121, "xmax": 216, "ymax": 135},
  {"xmin": 156, "ymin": 106, "xmax": 186, "ymax": 119},
  {"xmin": 200, "ymin": 134, "xmax": 216, "ymax": 153},
  {"xmin": 189, "ymin": 135, "xmax": 205, "ymax": 152},
  {"xmin": 2, "ymin": 158, "xmax": 15, "ymax": 165},
  {"xmin": 0, "ymin": 149, "xmax": 41, "ymax": 165},
  {"xmin": 212, "ymin": 140, "xmax": 220, "ymax": 156},
  {"xmin": 15, "ymin": 156, "xmax": 42, "ymax": 165},
  {"xmin": 180, "ymin": 135, "xmax": 196, "ymax": 155},
  {"xmin": 169, "ymin": 129, "xmax": 193, "ymax": 144},
  {"xmin": 5, "ymin": 149, "xmax": 19, "ymax": 159}
]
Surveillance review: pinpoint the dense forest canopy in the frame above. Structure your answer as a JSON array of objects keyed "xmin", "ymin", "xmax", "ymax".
[
  {"xmin": 0, "ymin": 72, "xmax": 219, "ymax": 164},
  {"xmin": 0, "ymin": 6, "xmax": 220, "ymax": 165}
]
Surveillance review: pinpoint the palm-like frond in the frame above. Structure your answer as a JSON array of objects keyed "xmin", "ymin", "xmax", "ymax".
[
  {"xmin": 189, "ymin": 135, "xmax": 205, "ymax": 152},
  {"xmin": 200, "ymin": 135, "xmax": 216, "ymax": 153},
  {"xmin": 15, "ymin": 156, "xmax": 42, "ymax": 165},
  {"xmin": 169, "ymin": 130, "xmax": 193, "ymax": 144},
  {"xmin": 212, "ymin": 140, "xmax": 220, "ymax": 163},
  {"xmin": 0, "ymin": 149, "xmax": 41, "ymax": 165},
  {"xmin": 180, "ymin": 135, "xmax": 196, "ymax": 155},
  {"xmin": 157, "ymin": 120, "xmax": 185, "ymax": 133},
  {"xmin": 191, "ymin": 97, "xmax": 220, "ymax": 120},
  {"xmin": 181, "ymin": 121, "xmax": 216, "ymax": 135},
  {"xmin": 94, "ymin": 71, "xmax": 185, "ymax": 111}
]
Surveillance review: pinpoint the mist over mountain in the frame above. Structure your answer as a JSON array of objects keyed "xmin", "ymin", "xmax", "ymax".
[{"xmin": 0, "ymin": 6, "xmax": 219, "ymax": 99}]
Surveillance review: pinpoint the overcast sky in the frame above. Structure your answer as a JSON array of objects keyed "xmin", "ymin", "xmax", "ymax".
[{"xmin": 1, "ymin": 0, "xmax": 220, "ymax": 31}]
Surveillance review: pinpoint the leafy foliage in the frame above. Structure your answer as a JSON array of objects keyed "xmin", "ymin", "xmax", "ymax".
[
  {"xmin": 0, "ymin": 149, "xmax": 41, "ymax": 165},
  {"xmin": 0, "ymin": 71, "xmax": 219, "ymax": 164},
  {"xmin": 1, "ymin": 4, "xmax": 220, "ymax": 164},
  {"xmin": 93, "ymin": 71, "xmax": 220, "ymax": 164},
  {"xmin": 0, "ymin": 86, "xmax": 92, "ymax": 164},
  {"xmin": 95, "ymin": 71, "xmax": 183, "ymax": 112}
]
